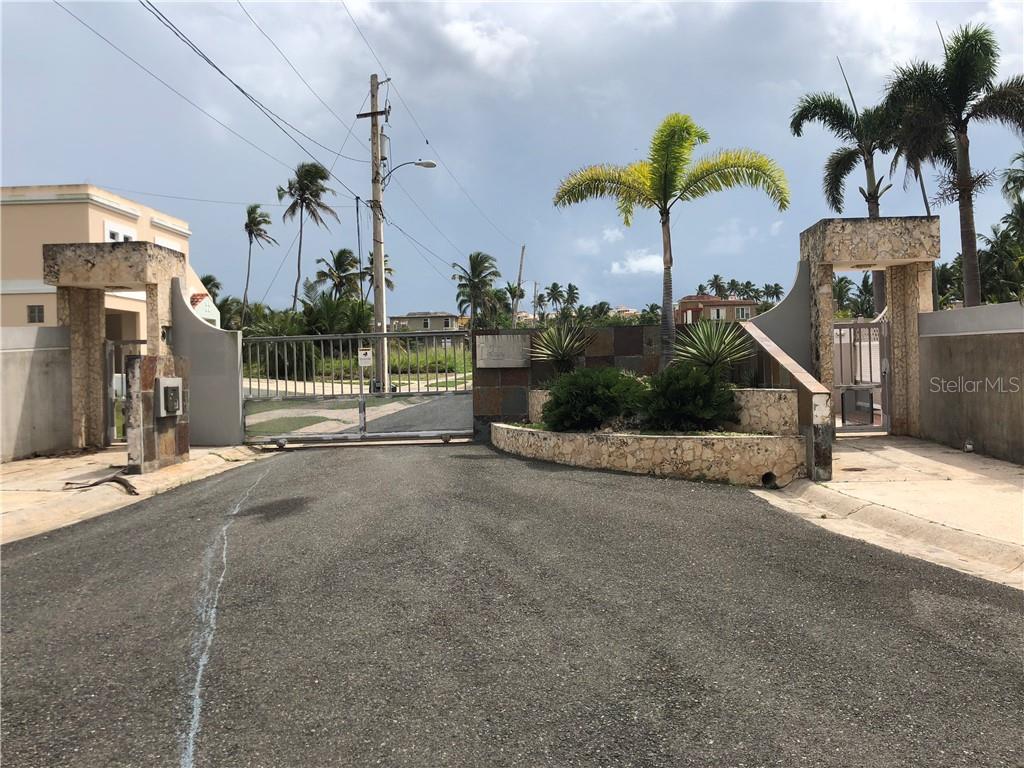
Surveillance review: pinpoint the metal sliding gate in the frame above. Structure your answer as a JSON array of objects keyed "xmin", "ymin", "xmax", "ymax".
[
  {"xmin": 832, "ymin": 319, "xmax": 891, "ymax": 433},
  {"xmin": 106, "ymin": 338, "xmax": 147, "ymax": 444},
  {"xmin": 241, "ymin": 330, "xmax": 473, "ymax": 445}
]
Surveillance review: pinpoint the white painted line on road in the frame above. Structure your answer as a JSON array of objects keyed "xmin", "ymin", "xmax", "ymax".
[{"xmin": 180, "ymin": 467, "xmax": 272, "ymax": 768}]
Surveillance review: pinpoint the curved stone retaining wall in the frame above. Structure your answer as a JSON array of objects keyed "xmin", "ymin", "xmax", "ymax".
[{"xmin": 492, "ymin": 424, "xmax": 806, "ymax": 486}]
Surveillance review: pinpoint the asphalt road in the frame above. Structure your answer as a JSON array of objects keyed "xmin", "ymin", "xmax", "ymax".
[
  {"xmin": 3, "ymin": 445, "xmax": 1021, "ymax": 767},
  {"xmin": 358, "ymin": 393, "xmax": 472, "ymax": 434}
]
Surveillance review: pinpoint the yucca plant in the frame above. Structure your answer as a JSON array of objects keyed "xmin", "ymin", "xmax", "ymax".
[
  {"xmin": 673, "ymin": 320, "xmax": 753, "ymax": 377},
  {"xmin": 531, "ymin": 321, "xmax": 593, "ymax": 374}
]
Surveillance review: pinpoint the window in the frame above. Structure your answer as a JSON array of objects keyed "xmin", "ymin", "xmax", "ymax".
[
  {"xmin": 443, "ymin": 318, "xmax": 452, "ymax": 329},
  {"xmin": 736, "ymin": 306, "xmax": 751, "ymax": 320},
  {"xmin": 27, "ymin": 305, "xmax": 44, "ymax": 324},
  {"xmin": 709, "ymin": 307, "xmax": 726, "ymax": 320},
  {"xmin": 105, "ymin": 221, "xmax": 137, "ymax": 243},
  {"xmin": 422, "ymin": 318, "xmax": 430, "ymax": 329}
]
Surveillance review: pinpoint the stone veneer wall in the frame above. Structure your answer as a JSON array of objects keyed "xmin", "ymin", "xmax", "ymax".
[
  {"xmin": 731, "ymin": 388, "xmax": 799, "ymax": 435},
  {"xmin": 491, "ymin": 424, "xmax": 806, "ymax": 487},
  {"xmin": 125, "ymin": 354, "xmax": 190, "ymax": 473}
]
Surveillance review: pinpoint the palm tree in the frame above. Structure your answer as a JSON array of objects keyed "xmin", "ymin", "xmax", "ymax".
[
  {"xmin": 242, "ymin": 204, "xmax": 277, "ymax": 326},
  {"xmin": 791, "ymin": 76, "xmax": 896, "ymax": 311},
  {"xmin": 832, "ymin": 274, "xmax": 855, "ymax": 312},
  {"xmin": 886, "ymin": 23, "xmax": 1024, "ymax": 306},
  {"xmin": 695, "ymin": 283, "xmax": 709, "ymax": 295},
  {"xmin": 739, "ymin": 280, "xmax": 758, "ymax": 300},
  {"xmin": 452, "ymin": 252, "xmax": 501, "ymax": 329},
  {"xmin": 564, "ymin": 283, "xmax": 580, "ymax": 310},
  {"xmin": 707, "ymin": 274, "xmax": 728, "ymax": 299},
  {"xmin": 359, "ymin": 253, "xmax": 394, "ymax": 301},
  {"xmin": 200, "ymin": 274, "xmax": 222, "ymax": 303},
  {"xmin": 314, "ymin": 247, "xmax": 360, "ymax": 300},
  {"xmin": 726, "ymin": 278, "xmax": 741, "ymax": 297},
  {"xmin": 852, "ymin": 272, "xmax": 875, "ymax": 317},
  {"xmin": 762, "ymin": 283, "xmax": 783, "ymax": 302},
  {"xmin": 1002, "ymin": 150, "xmax": 1024, "ymax": 202},
  {"xmin": 554, "ymin": 114, "xmax": 788, "ymax": 368},
  {"xmin": 278, "ymin": 161, "xmax": 338, "ymax": 310},
  {"xmin": 590, "ymin": 301, "xmax": 611, "ymax": 319},
  {"xmin": 544, "ymin": 282, "xmax": 565, "ymax": 311}
]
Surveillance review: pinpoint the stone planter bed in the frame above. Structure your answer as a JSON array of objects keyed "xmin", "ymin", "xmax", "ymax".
[{"xmin": 491, "ymin": 423, "xmax": 806, "ymax": 487}]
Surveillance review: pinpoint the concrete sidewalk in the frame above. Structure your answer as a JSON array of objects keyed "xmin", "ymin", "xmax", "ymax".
[
  {"xmin": 0, "ymin": 446, "xmax": 274, "ymax": 544},
  {"xmin": 755, "ymin": 434, "xmax": 1024, "ymax": 588}
]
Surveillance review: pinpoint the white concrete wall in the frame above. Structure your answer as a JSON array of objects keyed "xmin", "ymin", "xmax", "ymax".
[
  {"xmin": 171, "ymin": 279, "xmax": 243, "ymax": 446},
  {"xmin": 1, "ymin": 327, "xmax": 73, "ymax": 460}
]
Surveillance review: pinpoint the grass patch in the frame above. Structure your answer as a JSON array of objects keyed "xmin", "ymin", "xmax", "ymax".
[{"xmin": 245, "ymin": 415, "xmax": 332, "ymax": 436}]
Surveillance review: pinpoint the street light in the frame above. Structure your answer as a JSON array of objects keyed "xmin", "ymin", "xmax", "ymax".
[{"xmin": 382, "ymin": 159, "xmax": 436, "ymax": 188}]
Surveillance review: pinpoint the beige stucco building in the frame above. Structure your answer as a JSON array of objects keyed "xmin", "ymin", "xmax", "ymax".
[
  {"xmin": 1, "ymin": 184, "xmax": 213, "ymax": 336},
  {"xmin": 390, "ymin": 311, "xmax": 461, "ymax": 331}
]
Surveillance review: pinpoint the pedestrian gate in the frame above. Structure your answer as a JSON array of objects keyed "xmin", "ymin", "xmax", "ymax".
[
  {"xmin": 242, "ymin": 330, "xmax": 473, "ymax": 444},
  {"xmin": 832, "ymin": 318, "xmax": 891, "ymax": 432}
]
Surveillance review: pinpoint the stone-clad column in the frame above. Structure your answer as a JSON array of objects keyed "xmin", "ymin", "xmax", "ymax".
[
  {"xmin": 59, "ymin": 287, "xmax": 107, "ymax": 449},
  {"xmin": 886, "ymin": 262, "xmax": 932, "ymax": 436}
]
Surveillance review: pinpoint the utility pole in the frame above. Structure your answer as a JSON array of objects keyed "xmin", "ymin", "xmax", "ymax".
[
  {"xmin": 357, "ymin": 73, "xmax": 390, "ymax": 392},
  {"xmin": 511, "ymin": 244, "xmax": 525, "ymax": 328}
]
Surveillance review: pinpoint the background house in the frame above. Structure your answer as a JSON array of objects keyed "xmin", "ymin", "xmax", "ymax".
[
  {"xmin": 674, "ymin": 294, "xmax": 758, "ymax": 325},
  {"xmin": 1, "ymin": 184, "xmax": 212, "ymax": 338},
  {"xmin": 389, "ymin": 311, "xmax": 460, "ymax": 332}
]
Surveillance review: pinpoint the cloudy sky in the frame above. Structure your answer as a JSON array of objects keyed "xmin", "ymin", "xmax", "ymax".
[{"xmin": 3, "ymin": 1, "xmax": 1022, "ymax": 315}]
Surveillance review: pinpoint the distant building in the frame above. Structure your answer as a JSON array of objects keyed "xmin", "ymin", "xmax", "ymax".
[
  {"xmin": 389, "ymin": 311, "xmax": 460, "ymax": 332},
  {"xmin": 674, "ymin": 294, "xmax": 758, "ymax": 325},
  {"xmin": 612, "ymin": 305, "xmax": 640, "ymax": 318},
  {"xmin": 1, "ymin": 184, "xmax": 213, "ymax": 335}
]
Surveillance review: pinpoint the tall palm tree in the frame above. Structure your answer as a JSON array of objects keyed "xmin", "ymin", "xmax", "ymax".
[
  {"xmin": 555, "ymin": 114, "xmax": 788, "ymax": 368},
  {"xmin": 886, "ymin": 23, "xmax": 1024, "ymax": 306},
  {"xmin": 200, "ymin": 274, "xmax": 221, "ymax": 302},
  {"xmin": 359, "ymin": 253, "xmax": 394, "ymax": 301},
  {"xmin": 452, "ymin": 251, "xmax": 501, "ymax": 329},
  {"xmin": 544, "ymin": 282, "xmax": 565, "ymax": 311},
  {"xmin": 564, "ymin": 283, "xmax": 580, "ymax": 310},
  {"xmin": 278, "ymin": 161, "xmax": 338, "ymax": 310},
  {"xmin": 695, "ymin": 283, "xmax": 709, "ymax": 295},
  {"xmin": 791, "ymin": 77, "xmax": 896, "ymax": 311},
  {"xmin": 314, "ymin": 247, "xmax": 360, "ymax": 300},
  {"xmin": 504, "ymin": 280, "xmax": 525, "ymax": 305},
  {"xmin": 726, "ymin": 278, "xmax": 741, "ymax": 297},
  {"xmin": 739, "ymin": 280, "xmax": 758, "ymax": 300},
  {"xmin": 853, "ymin": 273, "xmax": 875, "ymax": 317},
  {"xmin": 707, "ymin": 274, "xmax": 728, "ymax": 299},
  {"xmin": 242, "ymin": 204, "xmax": 277, "ymax": 327}
]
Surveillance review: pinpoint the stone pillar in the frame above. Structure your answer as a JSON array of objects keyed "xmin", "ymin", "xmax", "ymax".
[
  {"xmin": 145, "ymin": 283, "xmax": 174, "ymax": 356},
  {"xmin": 886, "ymin": 262, "xmax": 932, "ymax": 436},
  {"xmin": 58, "ymin": 286, "xmax": 107, "ymax": 449}
]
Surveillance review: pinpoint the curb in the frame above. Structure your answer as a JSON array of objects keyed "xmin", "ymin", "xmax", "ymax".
[{"xmin": 755, "ymin": 479, "xmax": 1024, "ymax": 588}]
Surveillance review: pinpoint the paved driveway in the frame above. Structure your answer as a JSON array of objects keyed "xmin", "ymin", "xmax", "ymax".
[{"xmin": 2, "ymin": 445, "xmax": 1021, "ymax": 767}]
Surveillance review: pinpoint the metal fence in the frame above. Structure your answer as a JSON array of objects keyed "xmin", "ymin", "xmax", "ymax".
[
  {"xmin": 241, "ymin": 330, "xmax": 473, "ymax": 444},
  {"xmin": 106, "ymin": 339, "xmax": 147, "ymax": 443},
  {"xmin": 833, "ymin": 320, "xmax": 890, "ymax": 431}
]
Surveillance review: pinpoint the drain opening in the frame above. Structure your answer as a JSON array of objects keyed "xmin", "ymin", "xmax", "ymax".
[{"xmin": 761, "ymin": 471, "xmax": 778, "ymax": 489}]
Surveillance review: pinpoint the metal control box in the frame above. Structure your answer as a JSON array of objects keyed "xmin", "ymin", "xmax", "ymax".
[{"xmin": 156, "ymin": 377, "xmax": 183, "ymax": 418}]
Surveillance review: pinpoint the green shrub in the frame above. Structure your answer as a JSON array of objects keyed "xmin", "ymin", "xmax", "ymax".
[
  {"xmin": 644, "ymin": 362, "xmax": 738, "ymax": 432},
  {"xmin": 542, "ymin": 367, "xmax": 647, "ymax": 432}
]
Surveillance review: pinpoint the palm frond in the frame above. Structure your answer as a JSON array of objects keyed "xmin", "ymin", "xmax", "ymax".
[
  {"xmin": 823, "ymin": 145, "xmax": 862, "ymax": 213},
  {"xmin": 969, "ymin": 74, "xmax": 1024, "ymax": 134},
  {"xmin": 648, "ymin": 113, "xmax": 709, "ymax": 205},
  {"xmin": 554, "ymin": 163, "xmax": 655, "ymax": 226},
  {"xmin": 674, "ymin": 149, "xmax": 790, "ymax": 211},
  {"xmin": 531, "ymin": 321, "xmax": 594, "ymax": 374},
  {"xmin": 944, "ymin": 23, "xmax": 999, "ymax": 113},
  {"xmin": 790, "ymin": 92, "xmax": 858, "ymax": 142}
]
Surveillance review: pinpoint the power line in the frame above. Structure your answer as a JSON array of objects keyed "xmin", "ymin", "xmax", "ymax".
[
  {"xmin": 139, "ymin": 0, "xmax": 360, "ymax": 200},
  {"xmin": 93, "ymin": 184, "xmax": 358, "ymax": 209},
  {"xmin": 338, "ymin": 0, "xmax": 518, "ymax": 247},
  {"xmin": 52, "ymin": 0, "xmax": 292, "ymax": 171},
  {"xmin": 235, "ymin": 0, "xmax": 369, "ymax": 165},
  {"xmin": 388, "ymin": 221, "xmax": 454, "ymax": 284}
]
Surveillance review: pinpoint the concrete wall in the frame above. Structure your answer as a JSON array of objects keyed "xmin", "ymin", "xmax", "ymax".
[
  {"xmin": 172, "ymin": 278, "xmax": 243, "ymax": 446},
  {"xmin": 0, "ymin": 327, "xmax": 72, "ymax": 461},
  {"xmin": 918, "ymin": 302, "xmax": 1024, "ymax": 464},
  {"xmin": 750, "ymin": 260, "xmax": 812, "ymax": 373}
]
